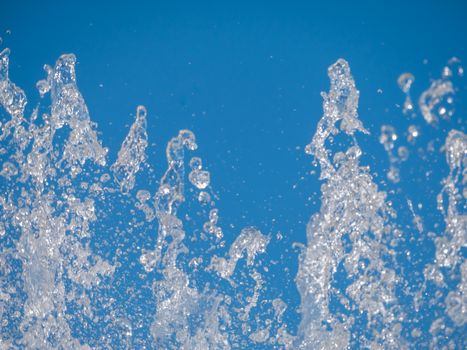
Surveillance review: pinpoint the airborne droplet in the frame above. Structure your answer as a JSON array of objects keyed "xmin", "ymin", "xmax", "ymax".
[{"xmin": 189, "ymin": 169, "xmax": 210, "ymax": 189}]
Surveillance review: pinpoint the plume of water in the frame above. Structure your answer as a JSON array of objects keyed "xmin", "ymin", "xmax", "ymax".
[
  {"xmin": 111, "ymin": 105, "xmax": 148, "ymax": 194},
  {"xmin": 1, "ymin": 52, "xmax": 114, "ymax": 349},
  {"xmin": 297, "ymin": 59, "xmax": 404, "ymax": 349},
  {"xmin": 426, "ymin": 130, "xmax": 466, "ymax": 349},
  {"xmin": 0, "ymin": 48, "xmax": 465, "ymax": 349}
]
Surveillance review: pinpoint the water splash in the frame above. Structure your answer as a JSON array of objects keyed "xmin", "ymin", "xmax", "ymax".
[
  {"xmin": 303, "ymin": 59, "xmax": 368, "ymax": 180},
  {"xmin": 424, "ymin": 130, "xmax": 466, "ymax": 349},
  {"xmin": 0, "ymin": 50, "xmax": 465, "ymax": 349},
  {"xmin": 0, "ymin": 48, "xmax": 26, "ymax": 120},
  {"xmin": 1, "ymin": 52, "xmax": 114, "ymax": 349},
  {"xmin": 297, "ymin": 59, "xmax": 403, "ymax": 349},
  {"xmin": 111, "ymin": 105, "xmax": 148, "ymax": 194},
  {"xmin": 418, "ymin": 58, "xmax": 463, "ymax": 125},
  {"xmin": 209, "ymin": 227, "xmax": 269, "ymax": 281}
]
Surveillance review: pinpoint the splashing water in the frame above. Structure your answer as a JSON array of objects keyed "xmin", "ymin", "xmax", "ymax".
[
  {"xmin": 111, "ymin": 105, "xmax": 148, "ymax": 194},
  {"xmin": 418, "ymin": 59, "xmax": 464, "ymax": 125},
  {"xmin": 297, "ymin": 59, "xmax": 403, "ymax": 349},
  {"xmin": 0, "ymin": 49, "xmax": 465, "ymax": 349}
]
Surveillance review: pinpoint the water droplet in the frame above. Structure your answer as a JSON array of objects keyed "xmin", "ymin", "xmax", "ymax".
[
  {"xmin": 403, "ymin": 96, "xmax": 414, "ymax": 114},
  {"xmin": 397, "ymin": 73, "xmax": 415, "ymax": 93},
  {"xmin": 36, "ymin": 79, "xmax": 50, "ymax": 97},
  {"xmin": 388, "ymin": 166, "xmax": 400, "ymax": 183},
  {"xmin": 189, "ymin": 169, "xmax": 210, "ymax": 189},
  {"xmin": 447, "ymin": 57, "xmax": 464, "ymax": 77},
  {"xmin": 407, "ymin": 125, "xmax": 419, "ymax": 143},
  {"xmin": 380, "ymin": 125, "xmax": 398, "ymax": 151},
  {"xmin": 0, "ymin": 161, "xmax": 17, "ymax": 179},
  {"xmin": 397, "ymin": 146, "xmax": 409, "ymax": 162},
  {"xmin": 100, "ymin": 173, "xmax": 111, "ymax": 182},
  {"xmin": 136, "ymin": 190, "xmax": 151, "ymax": 202},
  {"xmin": 189, "ymin": 156, "xmax": 202, "ymax": 170},
  {"xmin": 198, "ymin": 191, "xmax": 211, "ymax": 205},
  {"xmin": 441, "ymin": 66, "xmax": 452, "ymax": 79}
]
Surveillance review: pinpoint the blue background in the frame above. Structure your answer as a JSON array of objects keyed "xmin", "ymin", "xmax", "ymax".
[{"xmin": 1, "ymin": 0, "xmax": 467, "ymax": 347}]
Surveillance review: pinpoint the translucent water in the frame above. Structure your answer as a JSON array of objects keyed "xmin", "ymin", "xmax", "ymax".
[{"xmin": 0, "ymin": 49, "xmax": 465, "ymax": 349}]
